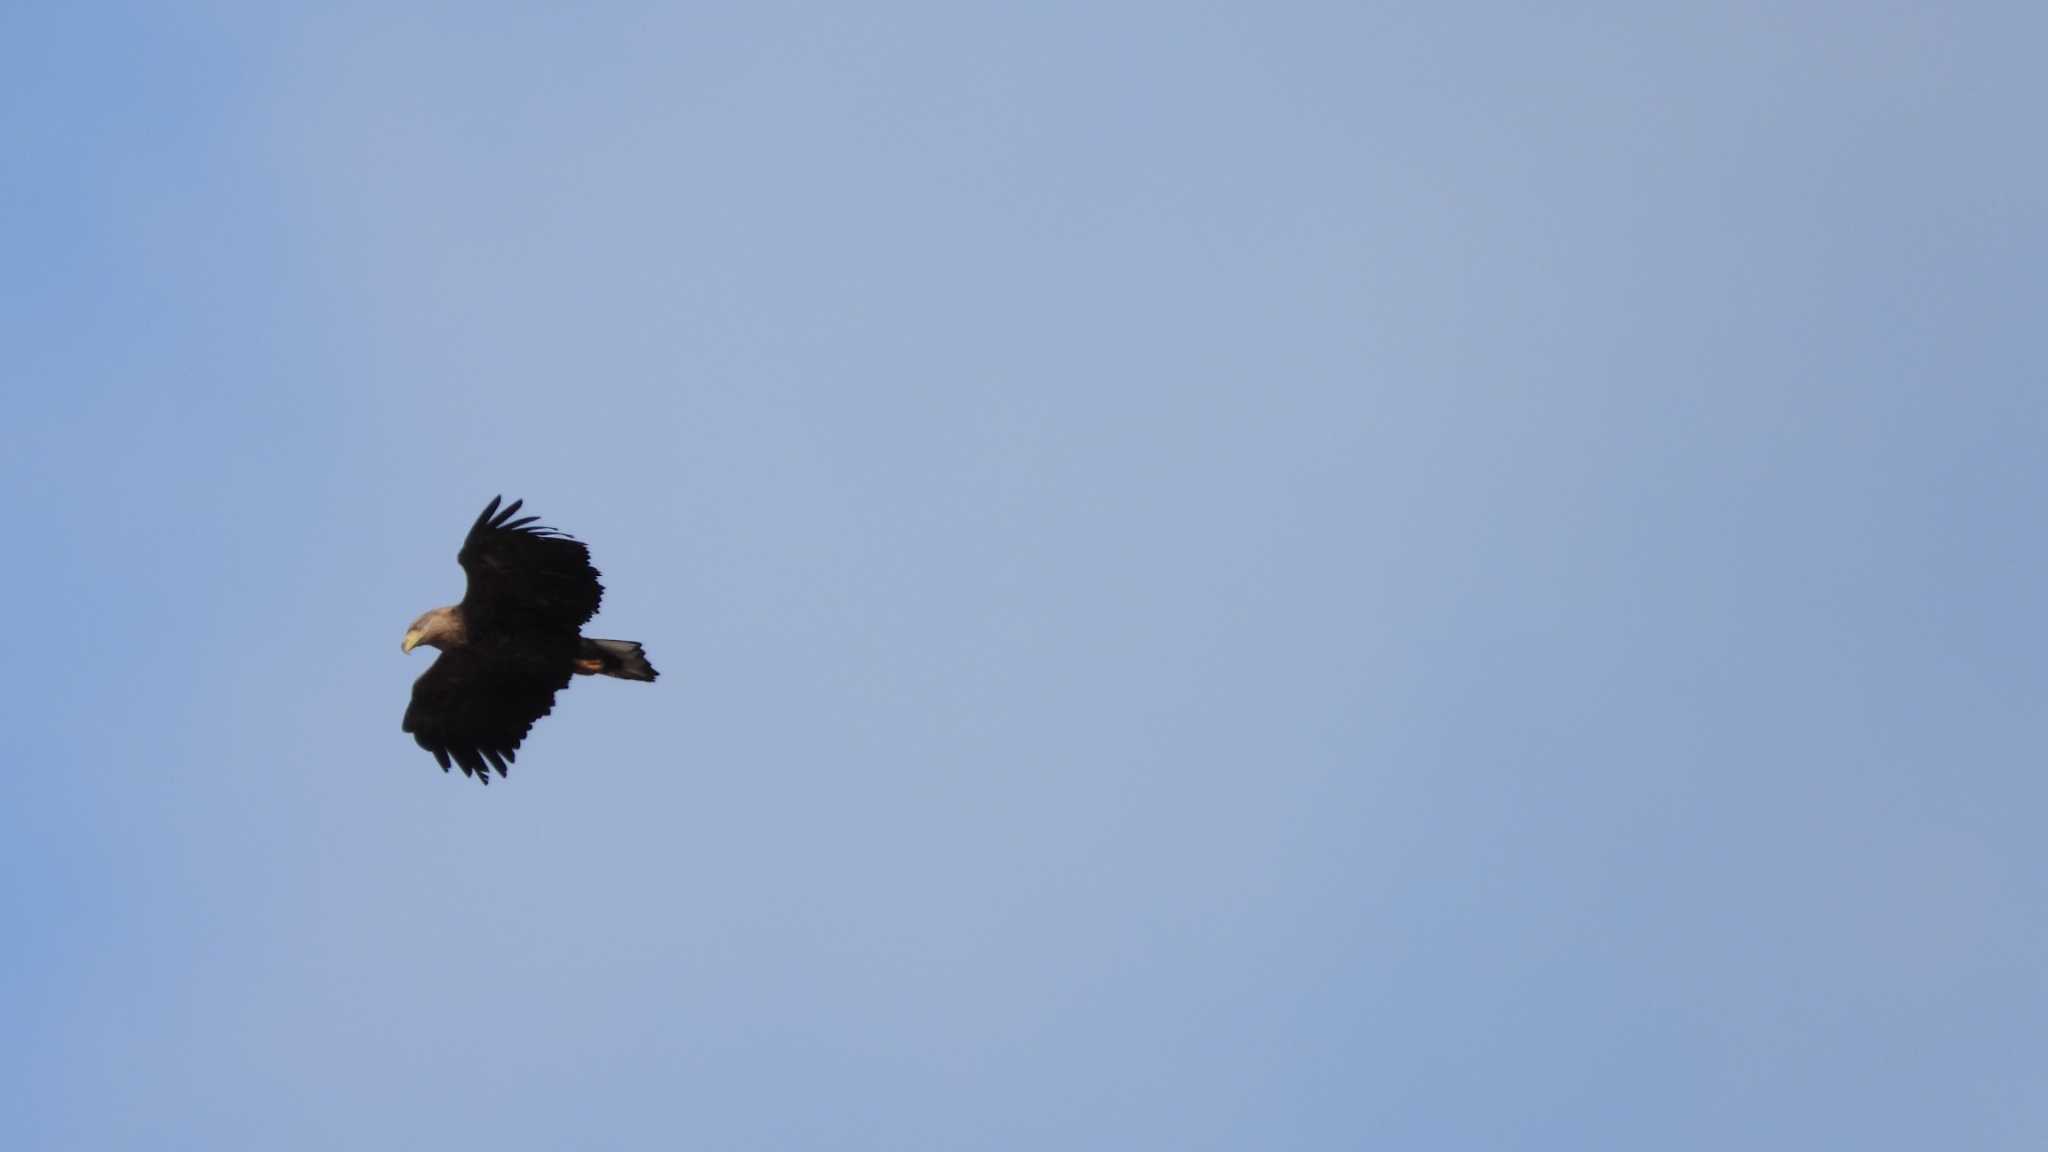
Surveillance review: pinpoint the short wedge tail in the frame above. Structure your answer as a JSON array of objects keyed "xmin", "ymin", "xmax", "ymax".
[{"xmin": 576, "ymin": 638, "xmax": 659, "ymax": 681}]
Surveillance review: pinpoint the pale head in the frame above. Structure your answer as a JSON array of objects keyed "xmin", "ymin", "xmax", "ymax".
[{"xmin": 402, "ymin": 606, "xmax": 466, "ymax": 654}]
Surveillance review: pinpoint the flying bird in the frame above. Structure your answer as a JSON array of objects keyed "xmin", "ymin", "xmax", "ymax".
[{"xmin": 402, "ymin": 496, "xmax": 657, "ymax": 783}]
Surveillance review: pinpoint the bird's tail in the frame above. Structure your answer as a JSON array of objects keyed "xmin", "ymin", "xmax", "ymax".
[{"xmin": 577, "ymin": 638, "xmax": 659, "ymax": 681}]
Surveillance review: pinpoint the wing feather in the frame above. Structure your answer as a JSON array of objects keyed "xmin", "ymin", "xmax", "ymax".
[
  {"xmin": 456, "ymin": 494, "xmax": 604, "ymax": 633},
  {"xmin": 402, "ymin": 642, "xmax": 573, "ymax": 784}
]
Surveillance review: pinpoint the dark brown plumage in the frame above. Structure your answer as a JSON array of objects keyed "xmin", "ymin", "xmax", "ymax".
[{"xmin": 401, "ymin": 496, "xmax": 657, "ymax": 784}]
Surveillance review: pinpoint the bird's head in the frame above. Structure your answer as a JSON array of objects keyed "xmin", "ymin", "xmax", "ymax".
[{"xmin": 402, "ymin": 607, "xmax": 462, "ymax": 654}]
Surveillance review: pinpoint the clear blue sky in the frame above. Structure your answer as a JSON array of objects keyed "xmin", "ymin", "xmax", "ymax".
[{"xmin": 4, "ymin": 3, "xmax": 2043, "ymax": 1148}]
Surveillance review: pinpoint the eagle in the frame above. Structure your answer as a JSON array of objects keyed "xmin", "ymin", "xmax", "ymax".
[{"xmin": 401, "ymin": 496, "xmax": 657, "ymax": 783}]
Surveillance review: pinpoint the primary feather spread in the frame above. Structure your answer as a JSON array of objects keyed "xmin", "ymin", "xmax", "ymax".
[{"xmin": 401, "ymin": 496, "xmax": 657, "ymax": 783}]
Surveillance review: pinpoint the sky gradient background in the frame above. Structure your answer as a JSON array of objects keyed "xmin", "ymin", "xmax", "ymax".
[{"xmin": 4, "ymin": 3, "xmax": 2044, "ymax": 1148}]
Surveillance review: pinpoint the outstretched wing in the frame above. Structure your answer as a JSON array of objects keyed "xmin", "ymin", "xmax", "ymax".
[
  {"xmin": 402, "ymin": 643, "xmax": 574, "ymax": 783},
  {"xmin": 457, "ymin": 496, "xmax": 604, "ymax": 634}
]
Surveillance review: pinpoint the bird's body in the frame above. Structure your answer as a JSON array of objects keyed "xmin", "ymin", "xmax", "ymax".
[{"xmin": 401, "ymin": 496, "xmax": 656, "ymax": 783}]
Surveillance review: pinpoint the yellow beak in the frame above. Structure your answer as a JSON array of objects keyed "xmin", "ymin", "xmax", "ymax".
[{"xmin": 402, "ymin": 629, "xmax": 423, "ymax": 654}]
